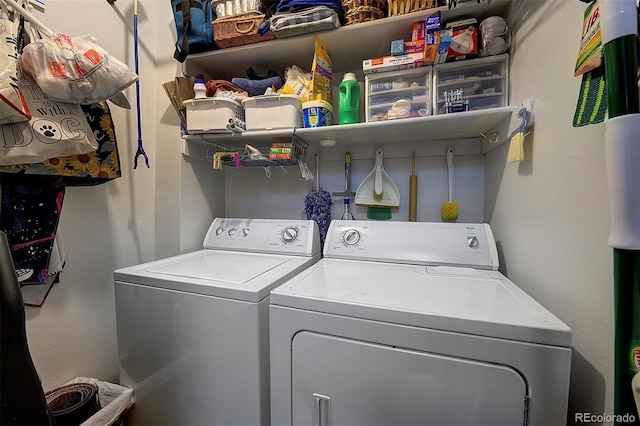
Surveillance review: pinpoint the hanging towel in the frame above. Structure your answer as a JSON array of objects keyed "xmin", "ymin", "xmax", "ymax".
[{"xmin": 573, "ymin": 65, "xmax": 608, "ymax": 127}]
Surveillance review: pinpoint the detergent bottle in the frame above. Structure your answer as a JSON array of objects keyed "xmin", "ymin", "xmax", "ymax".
[
  {"xmin": 193, "ymin": 78, "xmax": 207, "ymax": 99},
  {"xmin": 338, "ymin": 73, "xmax": 360, "ymax": 124}
]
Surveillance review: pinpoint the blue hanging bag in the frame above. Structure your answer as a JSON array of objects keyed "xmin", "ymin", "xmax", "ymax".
[{"xmin": 172, "ymin": 0, "xmax": 217, "ymax": 63}]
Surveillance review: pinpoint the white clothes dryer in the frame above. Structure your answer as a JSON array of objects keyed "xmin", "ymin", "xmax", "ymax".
[
  {"xmin": 114, "ymin": 218, "xmax": 320, "ymax": 426},
  {"xmin": 270, "ymin": 220, "xmax": 571, "ymax": 426}
]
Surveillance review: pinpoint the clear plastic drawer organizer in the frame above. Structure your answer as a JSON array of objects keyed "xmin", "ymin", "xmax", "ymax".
[
  {"xmin": 433, "ymin": 54, "xmax": 509, "ymax": 115},
  {"xmin": 365, "ymin": 67, "xmax": 432, "ymax": 123}
]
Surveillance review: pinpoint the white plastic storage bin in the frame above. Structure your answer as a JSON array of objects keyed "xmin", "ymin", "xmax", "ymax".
[
  {"xmin": 242, "ymin": 95, "xmax": 303, "ymax": 130},
  {"xmin": 433, "ymin": 53, "xmax": 509, "ymax": 115},
  {"xmin": 184, "ymin": 97, "xmax": 244, "ymax": 133},
  {"xmin": 365, "ymin": 67, "xmax": 432, "ymax": 123}
]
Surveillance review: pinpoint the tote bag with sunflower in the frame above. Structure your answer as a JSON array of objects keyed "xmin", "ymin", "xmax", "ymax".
[{"xmin": 0, "ymin": 101, "xmax": 122, "ymax": 186}]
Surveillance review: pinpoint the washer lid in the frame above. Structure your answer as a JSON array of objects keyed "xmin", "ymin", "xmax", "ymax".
[
  {"xmin": 115, "ymin": 249, "xmax": 320, "ymax": 302},
  {"xmin": 270, "ymin": 259, "xmax": 571, "ymax": 347}
]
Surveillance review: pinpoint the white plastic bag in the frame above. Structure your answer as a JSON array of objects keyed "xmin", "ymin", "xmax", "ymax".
[
  {"xmin": 61, "ymin": 377, "xmax": 134, "ymax": 426},
  {"xmin": 20, "ymin": 32, "xmax": 138, "ymax": 105},
  {"xmin": 0, "ymin": 14, "xmax": 31, "ymax": 123},
  {"xmin": 278, "ymin": 65, "xmax": 310, "ymax": 101}
]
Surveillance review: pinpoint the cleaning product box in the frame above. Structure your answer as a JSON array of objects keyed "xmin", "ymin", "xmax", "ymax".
[
  {"xmin": 445, "ymin": 17, "xmax": 478, "ymax": 61},
  {"xmin": 404, "ymin": 40, "xmax": 425, "ymax": 54},
  {"xmin": 268, "ymin": 145, "xmax": 293, "ymax": 160},
  {"xmin": 391, "ymin": 39, "xmax": 404, "ymax": 55},
  {"xmin": 423, "ymin": 13, "xmax": 441, "ymax": 65},
  {"xmin": 411, "ymin": 20, "xmax": 425, "ymax": 41},
  {"xmin": 363, "ymin": 52, "xmax": 424, "ymax": 74},
  {"xmin": 310, "ymin": 36, "xmax": 332, "ymax": 103},
  {"xmin": 435, "ymin": 29, "xmax": 452, "ymax": 64},
  {"xmin": 268, "ymin": 142, "xmax": 303, "ymax": 160}
]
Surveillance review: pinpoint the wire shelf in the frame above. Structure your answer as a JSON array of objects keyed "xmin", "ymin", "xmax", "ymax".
[{"xmin": 212, "ymin": 135, "xmax": 309, "ymax": 169}]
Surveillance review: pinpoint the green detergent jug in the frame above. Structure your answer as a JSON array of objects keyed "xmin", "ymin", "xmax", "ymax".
[{"xmin": 338, "ymin": 73, "xmax": 360, "ymax": 124}]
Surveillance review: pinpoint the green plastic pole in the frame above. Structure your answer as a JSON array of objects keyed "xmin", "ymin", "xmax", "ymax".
[
  {"xmin": 603, "ymin": 33, "xmax": 640, "ymax": 425},
  {"xmin": 613, "ymin": 249, "xmax": 640, "ymax": 423},
  {"xmin": 604, "ymin": 35, "xmax": 639, "ymax": 117}
]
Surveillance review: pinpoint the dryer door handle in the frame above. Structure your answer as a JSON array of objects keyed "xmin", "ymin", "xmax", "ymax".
[{"xmin": 313, "ymin": 393, "xmax": 332, "ymax": 426}]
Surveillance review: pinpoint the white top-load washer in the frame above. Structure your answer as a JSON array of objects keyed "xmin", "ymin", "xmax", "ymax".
[
  {"xmin": 114, "ymin": 217, "xmax": 320, "ymax": 426},
  {"xmin": 270, "ymin": 220, "xmax": 572, "ymax": 426}
]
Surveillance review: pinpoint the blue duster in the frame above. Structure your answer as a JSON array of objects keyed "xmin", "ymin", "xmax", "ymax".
[{"xmin": 304, "ymin": 187, "xmax": 332, "ymax": 247}]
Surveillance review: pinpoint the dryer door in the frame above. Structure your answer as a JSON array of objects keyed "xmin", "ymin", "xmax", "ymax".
[{"xmin": 292, "ymin": 332, "xmax": 528, "ymax": 426}]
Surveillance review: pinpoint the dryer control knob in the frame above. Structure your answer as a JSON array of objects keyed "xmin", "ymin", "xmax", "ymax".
[
  {"xmin": 228, "ymin": 227, "xmax": 237, "ymax": 236},
  {"xmin": 242, "ymin": 228, "xmax": 250, "ymax": 237},
  {"xmin": 215, "ymin": 226, "xmax": 224, "ymax": 235},
  {"xmin": 467, "ymin": 236, "xmax": 479, "ymax": 248},
  {"xmin": 282, "ymin": 227, "xmax": 299, "ymax": 243},
  {"xmin": 343, "ymin": 229, "xmax": 361, "ymax": 246}
]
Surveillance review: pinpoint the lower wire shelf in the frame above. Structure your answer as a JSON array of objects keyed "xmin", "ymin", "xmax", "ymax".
[{"xmin": 211, "ymin": 136, "xmax": 309, "ymax": 169}]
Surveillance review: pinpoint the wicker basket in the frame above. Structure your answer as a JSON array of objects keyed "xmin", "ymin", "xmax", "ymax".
[
  {"xmin": 213, "ymin": 14, "xmax": 276, "ymax": 48},
  {"xmin": 342, "ymin": 0, "xmax": 386, "ymax": 25},
  {"xmin": 388, "ymin": 0, "xmax": 434, "ymax": 16}
]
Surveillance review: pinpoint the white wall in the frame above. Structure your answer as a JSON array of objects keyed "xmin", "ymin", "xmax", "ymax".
[
  {"xmin": 18, "ymin": 0, "xmax": 616, "ymax": 423},
  {"xmin": 485, "ymin": 1, "xmax": 613, "ymax": 422}
]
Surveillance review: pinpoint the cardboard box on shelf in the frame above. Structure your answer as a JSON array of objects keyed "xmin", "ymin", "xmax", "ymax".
[
  {"xmin": 445, "ymin": 18, "xmax": 478, "ymax": 61},
  {"xmin": 363, "ymin": 52, "xmax": 424, "ymax": 74},
  {"xmin": 423, "ymin": 13, "xmax": 441, "ymax": 65},
  {"xmin": 435, "ymin": 29, "xmax": 452, "ymax": 64},
  {"xmin": 404, "ymin": 40, "xmax": 425, "ymax": 54},
  {"xmin": 411, "ymin": 20, "xmax": 425, "ymax": 41},
  {"xmin": 391, "ymin": 39, "xmax": 405, "ymax": 55}
]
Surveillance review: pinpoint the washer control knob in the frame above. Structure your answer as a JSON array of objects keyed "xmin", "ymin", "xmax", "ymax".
[
  {"xmin": 282, "ymin": 227, "xmax": 298, "ymax": 243},
  {"xmin": 467, "ymin": 236, "xmax": 479, "ymax": 248},
  {"xmin": 228, "ymin": 227, "xmax": 237, "ymax": 236},
  {"xmin": 215, "ymin": 226, "xmax": 224, "ymax": 236},
  {"xmin": 242, "ymin": 228, "xmax": 250, "ymax": 237},
  {"xmin": 343, "ymin": 229, "xmax": 361, "ymax": 246}
]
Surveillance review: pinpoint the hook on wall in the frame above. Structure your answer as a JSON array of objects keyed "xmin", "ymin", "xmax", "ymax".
[{"xmin": 480, "ymin": 131, "xmax": 500, "ymax": 145}]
